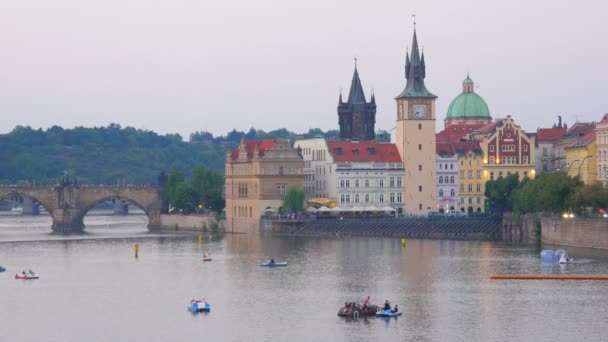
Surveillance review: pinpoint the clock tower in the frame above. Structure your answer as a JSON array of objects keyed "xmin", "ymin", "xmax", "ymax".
[{"xmin": 395, "ymin": 27, "xmax": 437, "ymax": 214}]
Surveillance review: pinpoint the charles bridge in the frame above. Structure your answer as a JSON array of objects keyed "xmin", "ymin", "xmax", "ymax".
[{"xmin": 0, "ymin": 184, "xmax": 162, "ymax": 233}]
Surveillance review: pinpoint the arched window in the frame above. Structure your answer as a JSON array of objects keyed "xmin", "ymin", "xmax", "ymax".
[
  {"xmin": 439, "ymin": 189, "xmax": 444, "ymax": 197},
  {"xmin": 355, "ymin": 194, "xmax": 360, "ymax": 203},
  {"xmin": 439, "ymin": 176, "xmax": 444, "ymax": 184}
]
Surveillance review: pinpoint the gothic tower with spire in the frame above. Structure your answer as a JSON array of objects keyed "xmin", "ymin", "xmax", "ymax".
[
  {"xmin": 338, "ymin": 62, "xmax": 376, "ymax": 140},
  {"xmin": 395, "ymin": 27, "xmax": 438, "ymax": 214}
]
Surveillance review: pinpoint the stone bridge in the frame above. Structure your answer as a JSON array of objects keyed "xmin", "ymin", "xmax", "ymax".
[{"xmin": 0, "ymin": 184, "xmax": 162, "ymax": 233}]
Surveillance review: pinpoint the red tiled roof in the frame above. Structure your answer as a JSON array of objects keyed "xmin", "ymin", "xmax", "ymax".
[
  {"xmin": 475, "ymin": 121, "xmax": 498, "ymax": 134},
  {"xmin": 436, "ymin": 142, "xmax": 455, "ymax": 157},
  {"xmin": 451, "ymin": 141, "xmax": 481, "ymax": 155},
  {"xmin": 436, "ymin": 124, "xmax": 485, "ymax": 142},
  {"xmin": 566, "ymin": 131, "xmax": 595, "ymax": 149},
  {"xmin": 327, "ymin": 141, "xmax": 402, "ymax": 163},
  {"xmin": 537, "ymin": 128, "xmax": 566, "ymax": 141},
  {"xmin": 230, "ymin": 139, "xmax": 275, "ymax": 161},
  {"xmin": 564, "ymin": 122, "xmax": 595, "ymax": 139}
]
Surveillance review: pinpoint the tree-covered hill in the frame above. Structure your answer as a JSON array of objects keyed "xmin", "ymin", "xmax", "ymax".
[{"xmin": 0, "ymin": 124, "xmax": 344, "ymax": 185}]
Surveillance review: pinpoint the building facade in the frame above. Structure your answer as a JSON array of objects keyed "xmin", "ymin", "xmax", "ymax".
[
  {"xmin": 453, "ymin": 141, "xmax": 486, "ymax": 213},
  {"xmin": 565, "ymin": 132, "xmax": 597, "ymax": 184},
  {"xmin": 225, "ymin": 138, "xmax": 304, "ymax": 233},
  {"xmin": 295, "ymin": 139, "xmax": 405, "ymax": 213},
  {"xmin": 472, "ymin": 116, "xmax": 536, "ymax": 182},
  {"xmin": 596, "ymin": 114, "xmax": 608, "ymax": 184},
  {"xmin": 535, "ymin": 120, "xmax": 566, "ymax": 175},
  {"xmin": 338, "ymin": 64, "xmax": 376, "ymax": 141},
  {"xmin": 436, "ymin": 142, "xmax": 458, "ymax": 212},
  {"xmin": 394, "ymin": 28, "xmax": 437, "ymax": 214}
]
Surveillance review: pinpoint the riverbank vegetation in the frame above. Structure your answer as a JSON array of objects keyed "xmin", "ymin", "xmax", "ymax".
[
  {"xmin": 165, "ymin": 166, "xmax": 224, "ymax": 214},
  {"xmin": 485, "ymin": 173, "xmax": 608, "ymax": 215},
  {"xmin": 0, "ymin": 124, "xmax": 342, "ymax": 185}
]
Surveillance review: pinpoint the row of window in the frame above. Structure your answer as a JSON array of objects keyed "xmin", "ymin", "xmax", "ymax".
[
  {"xmin": 438, "ymin": 189, "xmax": 456, "ymax": 197},
  {"xmin": 488, "ymin": 144, "xmax": 529, "ymax": 152},
  {"xmin": 459, "ymin": 197, "xmax": 483, "ymax": 204},
  {"xmin": 488, "ymin": 156, "xmax": 530, "ymax": 164},
  {"xmin": 339, "ymin": 177, "xmax": 402, "ymax": 188},
  {"xmin": 233, "ymin": 206, "xmax": 253, "ymax": 218},
  {"xmin": 459, "ymin": 184, "xmax": 482, "ymax": 193},
  {"xmin": 439, "ymin": 163, "xmax": 454, "ymax": 170},
  {"xmin": 458, "ymin": 171, "xmax": 482, "ymax": 179},
  {"xmin": 339, "ymin": 193, "xmax": 403, "ymax": 204},
  {"xmin": 438, "ymin": 176, "xmax": 456, "ymax": 184}
]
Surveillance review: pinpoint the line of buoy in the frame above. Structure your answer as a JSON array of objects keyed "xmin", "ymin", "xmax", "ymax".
[{"xmin": 491, "ymin": 275, "xmax": 608, "ymax": 280}]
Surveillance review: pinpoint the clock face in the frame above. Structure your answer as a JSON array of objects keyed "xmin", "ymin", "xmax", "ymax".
[{"xmin": 414, "ymin": 105, "xmax": 426, "ymax": 119}]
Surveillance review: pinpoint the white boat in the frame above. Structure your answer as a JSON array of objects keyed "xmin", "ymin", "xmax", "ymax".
[
  {"xmin": 559, "ymin": 253, "xmax": 574, "ymax": 264},
  {"xmin": 11, "ymin": 205, "xmax": 22, "ymax": 213}
]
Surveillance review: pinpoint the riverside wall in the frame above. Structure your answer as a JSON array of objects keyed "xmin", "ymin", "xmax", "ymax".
[
  {"xmin": 155, "ymin": 214, "xmax": 217, "ymax": 233},
  {"xmin": 541, "ymin": 216, "xmax": 608, "ymax": 250}
]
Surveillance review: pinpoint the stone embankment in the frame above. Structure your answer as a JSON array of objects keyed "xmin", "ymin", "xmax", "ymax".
[
  {"xmin": 155, "ymin": 214, "xmax": 218, "ymax": 233},
  {"xmin": 262, "ymin": 217, "xmax": 503, "ymax": 241},
  {"xmin": 541, "ymin": 216, "xmax": 608, "ymax": 250},
  {"xmin": 500, "ymin": 213, "xmax": 608, "ymax": 250}
]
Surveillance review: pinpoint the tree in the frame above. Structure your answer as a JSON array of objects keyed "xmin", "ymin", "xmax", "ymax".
[
  {"xmin": 282, "ymin": 186, "xmax": 305, "ymax": 213},
  {"xmin": 484, "ymin": 174, "xmax": 520, "ymax": 212}
]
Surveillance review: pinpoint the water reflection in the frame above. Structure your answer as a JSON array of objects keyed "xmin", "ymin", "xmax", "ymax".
[{"xmin": 1, "ymin": 217, "xmax": 608, "ymax": 341}]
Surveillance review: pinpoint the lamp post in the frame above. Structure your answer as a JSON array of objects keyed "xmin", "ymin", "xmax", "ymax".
[
  {"xmin": 564, "ymin": 160, "xmax": 580, "ymax": 175},
  {"xmin": 577, "ymin": 155, "xmax": 593, "ymax": 182}
]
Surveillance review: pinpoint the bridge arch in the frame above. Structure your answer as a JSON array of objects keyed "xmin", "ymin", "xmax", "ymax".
[
  {"xmin": 0, "ymin": 185, "xmax": 162, "ymax": 233},
  {"xmin": 78, "ymin": 195, "xmax": 152, "ymax": 224},
  {"xmin": 0, "ymin": 188, "xmax": 55, "ymax": 215}
]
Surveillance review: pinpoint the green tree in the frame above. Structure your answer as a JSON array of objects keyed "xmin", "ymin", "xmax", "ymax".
[
  {"xmin": 484, "ymin": 173, "xmax": 520, "ymax": 212},
  {"xmin": 282, "ymin": 186, "xmax": 305, "ymax": 213}
]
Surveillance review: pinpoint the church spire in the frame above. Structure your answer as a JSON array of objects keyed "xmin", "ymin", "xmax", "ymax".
[
  {"xmin": 396, "ymin": 26, "xmax": 436, "ymax": 99},
  {"xmin": 347, "ymin": 59, "xmax": 367, "ymax": 104}
]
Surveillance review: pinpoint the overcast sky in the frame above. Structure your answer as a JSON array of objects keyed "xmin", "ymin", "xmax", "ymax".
[{"xmin": 1, "ymin": 0, "xmax": 606, "ymax": 139}]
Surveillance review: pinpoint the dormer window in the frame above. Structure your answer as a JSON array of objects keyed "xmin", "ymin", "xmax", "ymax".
[
  {"xmin": 335, "ymin": 148, "xmax": 343, "ymax": 156},
  {"xmin": 367, "ymin": 147, "xmax": 376, "ymax": 155},
  {"xmin": 352, "ymin": 149, "xmax": 360, "ymax": 155}
]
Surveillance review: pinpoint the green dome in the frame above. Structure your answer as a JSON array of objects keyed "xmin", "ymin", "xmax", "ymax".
[
  {"xmin": 462, "ymin": 76, "xmax": 474, "ymax": 84},
  {"xmin": 446, "ymin": 91, "xmax": 490, "ymax": 119}
]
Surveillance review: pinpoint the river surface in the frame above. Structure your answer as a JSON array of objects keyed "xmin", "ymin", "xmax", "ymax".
[{"xmin": 1, "ymin": 214, "xmax": 607, "ymax": 342}]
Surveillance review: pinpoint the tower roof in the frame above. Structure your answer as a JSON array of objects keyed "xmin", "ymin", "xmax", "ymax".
[
  {"xmin": 347, "ymin": 66, "xmax": 367, "ymax": 104},
  {"xmin": 446, "ymin": 75, "xmax": 491, "ymax": 119},
  {"xmin": 396, "ymin": 29, "xmax": 436, "ymax": 99}
]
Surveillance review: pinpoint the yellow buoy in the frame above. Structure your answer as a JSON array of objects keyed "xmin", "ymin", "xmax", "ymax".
[
  {"xmin": 198, "ymin": 234, "xmax": 203, "ymax": 243},
  {"xmin": 134, "ymin": 243, "xmax": 139, "ymax": 257},
  {"xmin": 401, "ymin": 238, "xmax": 407, "ymax": 246}
]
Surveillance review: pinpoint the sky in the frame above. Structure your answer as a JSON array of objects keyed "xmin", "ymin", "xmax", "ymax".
[{"xmin": 1, "ymin": 0, "xmax": 607, "ymax": 140}]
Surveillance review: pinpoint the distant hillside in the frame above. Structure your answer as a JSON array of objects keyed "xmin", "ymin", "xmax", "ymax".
[{"xmin": 0, "ymin": 124, "xmax": 343, "ymax": 185}]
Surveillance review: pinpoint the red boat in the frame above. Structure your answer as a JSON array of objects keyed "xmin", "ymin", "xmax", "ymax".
[
  {"xmin": 15, "ymin": 273, "xmax": 39, "ymax": 280},
  {"xmin": 337, "ymin": 304, "xmax": 379, "ymax": 318}
]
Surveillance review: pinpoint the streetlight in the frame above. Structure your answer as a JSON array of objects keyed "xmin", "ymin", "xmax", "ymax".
[
  {"xmin": 563, "ymin": 160, "xmax": 580, "ymax": 175},
  {"xmin": 577, "ymin": 155, "xmax": 593, "ymax": 179}
]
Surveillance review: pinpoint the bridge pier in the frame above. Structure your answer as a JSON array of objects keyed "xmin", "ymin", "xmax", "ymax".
[{"xmin": 51, "ymin": 208, "xmax": 85, "ymax": 233}]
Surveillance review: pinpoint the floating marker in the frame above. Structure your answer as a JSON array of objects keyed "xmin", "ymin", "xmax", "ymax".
[{"xmin": 134, "ymin": 243, "xmax": 139, "ymax": 257}]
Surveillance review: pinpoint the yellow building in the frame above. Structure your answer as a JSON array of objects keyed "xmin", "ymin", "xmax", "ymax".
[
  {"xmin": 225, "ymin": 138, "xmax": 304, "ymax": 233},
  {"xmin": 565, "ymin": 132, "xmax": 597, "ymax": 184},
  {"xmin": 453, "ymin": 141, "xmax": 486, "ymax": 214},
  {"xmin": 596, "ymin": 114, "xmax": 608, "ymax": 185}
]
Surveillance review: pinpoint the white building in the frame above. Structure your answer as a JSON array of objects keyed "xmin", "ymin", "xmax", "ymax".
[
  {"xmin": 436, "ymin": 142, "xmax": 458, "ymax": 212},
  {"xmin": 294, "ymin": 139, "xmax": 405, "ymax": 214}
]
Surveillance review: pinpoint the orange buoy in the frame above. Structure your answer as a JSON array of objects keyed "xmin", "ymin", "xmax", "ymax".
[{"xmin": 491, "ymin": 275, "xmax": 608, "ymax": 280}]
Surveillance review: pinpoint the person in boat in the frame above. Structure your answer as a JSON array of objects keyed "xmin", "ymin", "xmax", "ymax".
[
  {"xmin": 384, "ymin": 300, "xmax": 391, "ymax": 311},
  {"xmin": 203, "ymin": 253, "xmax": 207, "ymax": 259},
  {"xmin": 363, "ymin": 296, "xmax": 371, "ymax": 309},
  {"xmin": 28, "ymin": 269, "xmax": 34, "ymax": 275},
  {"xmin": 391, "ymin": 304, "xmax": 399, "ymax": 313},
  {"xmin": 270, "ymin": 258, "xmax": 275, "ymax": 264},
  {"xmin": 22, "ymin": 270, "xmax": 26, "ymax": 276}
]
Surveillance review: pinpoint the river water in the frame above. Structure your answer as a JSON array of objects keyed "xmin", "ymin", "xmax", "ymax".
[{"xmin": 1, "ymin": 214, "xmax": 607, "ymax": 342}]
